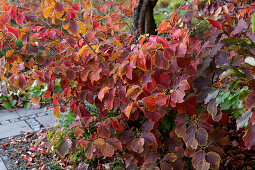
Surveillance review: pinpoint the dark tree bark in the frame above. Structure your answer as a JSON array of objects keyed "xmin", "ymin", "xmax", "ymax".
[{"xmin": 133, "ymin": 0, "xmax": 158, "ymax": 35}]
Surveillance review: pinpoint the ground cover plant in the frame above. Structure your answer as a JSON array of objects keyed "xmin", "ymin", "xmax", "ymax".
[{"xmin": 1, "ymin": 0, "xmax": 255, "ymax": 169}]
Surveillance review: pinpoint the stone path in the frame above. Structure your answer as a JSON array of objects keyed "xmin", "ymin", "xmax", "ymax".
[
  {"xmin": 0, "ymin": 108, "xmax": 59, "ymax": 139},
  {"xmin": 0, "ymin": 108, "xmax": 62, "ymax": 169}
]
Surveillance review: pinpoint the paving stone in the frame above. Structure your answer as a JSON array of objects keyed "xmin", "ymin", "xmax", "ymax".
[
  {"xmin": 32, "ymin": 125, "xmax": 42, "ymax": 131},
  {"xmin": 0, "ymin": 120, "xmax": 10, "ymax": 125},
  {"xmin": 20, "ymin": 116, "xmax": 29, "ymax": 121},
  {"xmin": 0, "ymin": 121, "xmax": 33, "ymax": 139},
  {"xmin": 26, "ymin": 119, "xmax": 40, "ymax": 127},
  {"xmin": 17, "ymin": 108, "xmax": 47, "ymax": 117},
  {"xmin": 0, "ymin": 157, "xmax": 7, "ymax": 170},
  {"xmin": 0, "ymin": 110, "xmax": 19, "ymax": 122},
  {"xmin": 9, "ymin": 118, "xmax": 20, "ymax": 123},
  {"xmin": 36, "ymin": 115, "xmax": 58, "ymax": 128},
  {"xmin": 37, "ymin": 112, "xmax": 47, "ymax": 117},
  {"xmin": 28, "ymin": 114, "xmax": 38, "ymax": 119}
]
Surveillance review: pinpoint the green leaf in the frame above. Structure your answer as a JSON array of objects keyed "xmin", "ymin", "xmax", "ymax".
[
  {"xmin": 24, "ymin": 102, "xmax": 30, "ymax": 109},
  {"xmin": 216, "ymin": 91, "xmax": 230, "ymax": 105},
  {"xmin": 252, "ymin": 13, "xmax": 255, "ymax": 34},
  {"xmin": 0, "ymin": 96, "xmax": 8, "ymax": 100},
  {"xmin": 10, "ymin": 100, "xmax": 17, "ymax": 106},
  {"xmin": 1, "ymin": 102, "xmax": 12, "ymax": 109},
  {"xmin": 66, "ymin": 112, "xmax": 76, "ymax": 120},
  {"xmin": 53, "ymin": 84, "xmax": 62, "ymax": 93}
]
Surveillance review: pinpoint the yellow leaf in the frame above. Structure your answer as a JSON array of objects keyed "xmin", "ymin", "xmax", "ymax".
[
  {"xmin": 44, "ymin": 6, "xmax": 54, "ymax": 19},
  {"xmin": 41, "ymin": 0, "xmax": 45, "ymax": 7},
  {"xmin": 78, "ymin": 45, "xmax": 87, "ymax": 55},
  {"xmin": 85, "ymin": 0, "xmax": 92, "ymax": 8},
  {"xmin": 45, "ymin": 0, "xmax": 55, "ymax": 6},
  {"xmin": 63, "ymin": 23, "xmax": 69, "ymax": 30}
]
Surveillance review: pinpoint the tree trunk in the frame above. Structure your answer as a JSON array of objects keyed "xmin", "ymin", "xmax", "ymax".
[{"xmin": 133, "ymin": 0, "xmax": 158, "ymax": 36}]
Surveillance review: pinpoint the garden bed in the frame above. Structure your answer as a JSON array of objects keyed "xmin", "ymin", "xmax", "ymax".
[{"xmin": 0, "ymin": 131, "xmax": 63, "ymax": 170}]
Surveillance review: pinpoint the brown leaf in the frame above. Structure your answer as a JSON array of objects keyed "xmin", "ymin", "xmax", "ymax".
[
  {"xmin": 57, "ymin": 139, "xmax": 72, "ymax": 157},
  {"xmin": 101, "ymin": 143, "xmax": 114, "ymax": 157},
  {"xmin": 97, "ymin": 124, "xmax": 111, "ymax": 138},
  {"xmin": 84, "ymin": 142, "xmax": 94, "ymax": 159},
  {"xmin": 131, "ymin": 138, "xmax": 144, "ymax": 153}
]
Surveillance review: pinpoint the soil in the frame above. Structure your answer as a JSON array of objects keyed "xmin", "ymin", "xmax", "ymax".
[{"xmin": 0, "ymin": 131, "xmax": 61, "ymax": 170}]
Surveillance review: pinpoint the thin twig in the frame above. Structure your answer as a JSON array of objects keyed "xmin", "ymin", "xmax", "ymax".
[
  {"xmin": 80, "ymin": 33, "xmax": 110, "ymax": 71},
  {"xmin": 32, "ymin": 13, "xmax": 53, "ymax": 29}
]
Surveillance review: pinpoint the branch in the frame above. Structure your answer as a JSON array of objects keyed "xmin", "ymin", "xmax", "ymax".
[
  {"xmin": 6, "ymin": 40, "xmax": 26, "ymax": 64},
  {"xmin": 80, "ymin": 33, "xmax": 110, "ymax": 71}
]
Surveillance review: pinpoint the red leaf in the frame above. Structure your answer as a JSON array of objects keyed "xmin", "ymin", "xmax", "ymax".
[
  {"xmin": 141, "ymin": 96, "xmax": 156, "ymax": 112},
  {"xmin": 98, "ymin": 87, "xmax": 110, "ymax": 101},
  {"xmin": 97, "ymin": 124, "xmax": 111, "ymax": 138},
  {"xmin": 77, "ymin": 104, "xmax": 91, "ymax": 118},
  {"xmin": 246, "ymin": 91, "xmax": 255, "ymax": 111},
  {"xmin": 104, "ymin": 88, "xmax": 116, "ymax": 110},
  {"xmin": 16, "ymin": 13, "xmax": 25, "ymax": 26},
  {"xmin": 155, "ymin": 94, "xmax": 169, "ymax": 106},
  {"xmin": 206, "ymin": 18, "xmax": 222, "ymax": 30},
  {"xmin": 171, "ymin": 89, "xmax": 185, "ymax": 104},
  {"xmin": 144, "ymin": 110, "xmax": 161, "ymax": 122},
  {"xmin": 154, "ymin": 51, "xmax": 169, "ymax": 70},
  {"xmin": 175, "ymin": 114, "xmax": 188, "ymax": 138},
  {"xmin": 100, "ymin": 4, "xmax": 107, "ymax": 13},
  {"xmin": 145, "ymin": 152, "xmax": 159, "ymax": 163},
  {"xmin": 17, "ymin": 75, "xmax": 27, "ymax": 89},
  {"xmin": 231, "ymin": 18, "xmax": 248, "ymax": 36},
  {"xmin": 90, "ymin": 68, "xmax": 102, "ymax": 83},
  {"xmin": 48, "ymin": 79, "xmax": 55, "ymax": 92},
  {"xmin": 147, "ymin": 35, "xmax": 169, "ymax": 47},
  {"xmin": 206, "ymin": 152, "xmax": 221, "ymax": 169},
  {"xmin": 110, "ymin": 117, "xmax": 121, "ymax": 130},
  {"xmin": 192, "ymin": 151, "xmax": 210, "ymax": 170},
  {"xmin": 176, "ymin": 43, "xmax": 187, "ymax": 57},
  {"xmin": 6, "ymin": 26, "xmax": 20, "ymax": 39},
  {"xmin": 68, "ymin": 19, "xmax": 79, "ymax": 35},
  {"xmin": 55, "ymin": 2, "xmax": 64, "ymax": 14},
  {"xmin": 243, "ymin": 122, "xmax": 255, "ymax": 149},
  {"xmin": 106, "ymin": 138, "xmax": 122, "ymax": 151},
  {"xmin": 141, "ymin": 133, "xmax": 157, "ymax": 145},
  {"xmin": 66, "ymin": 69, "xmax": 76, "ymax": 81},
  {"xmin": 183, "ymin": 125, "xmax": 198, "ymax": 149},
  {"xmin": 119, "ymin": 86, "xmax": 129, "ymax": 105}
]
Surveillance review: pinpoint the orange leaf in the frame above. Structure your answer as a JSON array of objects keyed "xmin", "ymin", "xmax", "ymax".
[
  {"xmin": 53, "ymin": 105, "xmax": 59, "ymax": 118},
  {"xmin": 98, "ymin": 87, "xmax": 110, "ymax": 101},
  {"xmin": 124, "ymin": 102, "xmax": 134, "ymax": 119},
  {"xmin": 31, "ymin": 96, "xmax": 40, "ymax": 105},
  {"xmin": 126, "ymin": 85, "xmax": 139, "ymax": 97},
  {"xmin": 141, "ymin": 96, "xmax": 156, "ymax": 112}
]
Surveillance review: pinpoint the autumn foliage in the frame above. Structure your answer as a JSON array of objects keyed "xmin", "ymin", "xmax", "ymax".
[{"xmin": 1, "ymin": 0, "xmax": 255, "ymax": 169}]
